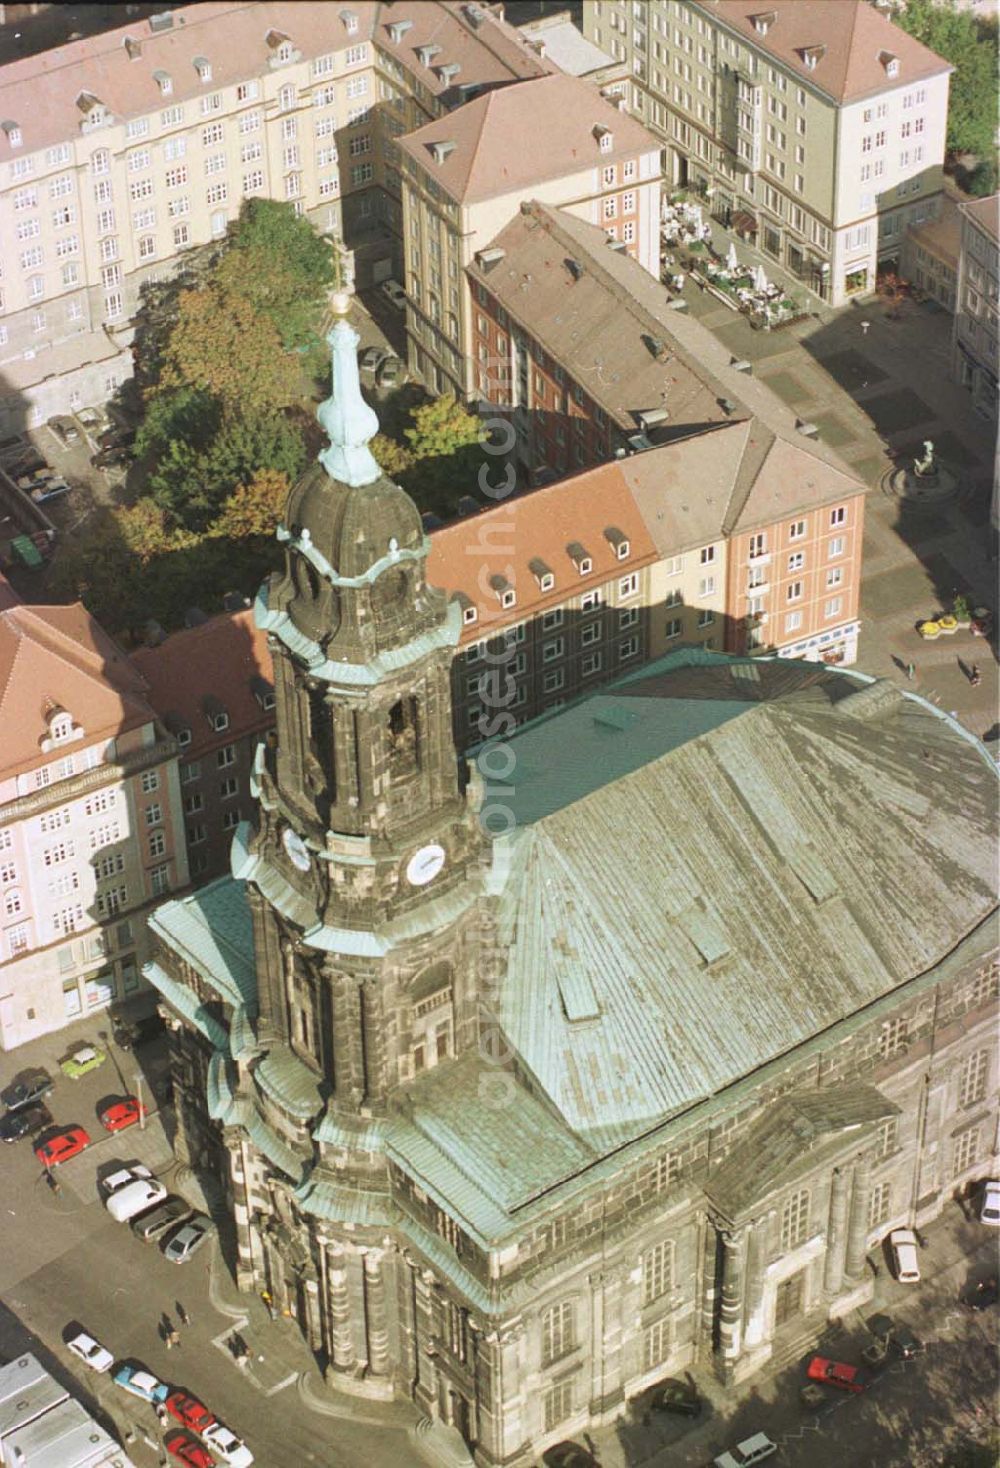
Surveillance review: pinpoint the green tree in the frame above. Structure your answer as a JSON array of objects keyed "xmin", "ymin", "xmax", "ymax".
[
  {"xmin": 200, "ymin": 411, "xmax": 304, "ymax": 511},
  {"xmin": 225, "ymin": 197, "xmax": 336, "ymax": 349},
  {"xmin": 134, "ymin": 384, "xmax": 220, "ymax": 461},
  {"xmin": 893, "ymin": 0, "xmax": 999, "ymax": 157},
  {"xmin": 966, "ymin": 159, "xmax": 998, "ymax": 196},
  {"xmin": 404, "ymin": 393, "xmax": 485, "ymax": 459},
  {"xmin": 146, "ymin": 436, "xmax": 206, "ymax": 525},
  {"xmin": 161, "ymin": 282, "xmax": 293, "ymax": 414}
]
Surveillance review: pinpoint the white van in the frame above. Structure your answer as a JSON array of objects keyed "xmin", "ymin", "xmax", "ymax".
[
  {"xmin": 889, "ymin": 1228, "xmax": 920, "ymax": 1283},
  {"xmin": 106, "ymin": 1178, "xmax": 166, "ymax": 1223}
]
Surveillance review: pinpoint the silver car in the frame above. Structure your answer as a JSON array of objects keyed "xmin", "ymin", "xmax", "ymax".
[{"xmin": 162, "ymin": 1214, "xmax": 215, "ymax": 1262}]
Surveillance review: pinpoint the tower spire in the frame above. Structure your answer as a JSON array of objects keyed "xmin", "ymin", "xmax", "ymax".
[{"xmin": 316, "ymin": 291, "xmax": 381, "ymax": 487}]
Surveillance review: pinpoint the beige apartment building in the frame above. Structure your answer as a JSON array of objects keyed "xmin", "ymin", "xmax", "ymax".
[
  {"xmin": 397, "ymin": 71, "xmax": 662, "ymax": 399},
  {"xmin": 0, "ymin": 0, "xmax": 550, "ymax": 426},
  {"xmin": 0, "ymin": 594, "xmax": 188, "ymax": 1050},
  {"xmin": 582, "ymin": 0, "xmax": 952, "ymax": 305},
  {"xmin": 953, "ymin": 192, "xmax": 999, "ymax": 420}
]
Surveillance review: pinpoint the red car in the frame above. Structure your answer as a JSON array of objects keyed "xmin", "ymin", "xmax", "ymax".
[
  {"xmin": 34, "ymin": 1126, "xmax": 90, "ymax": 1167},
  {"xmin": 165, "ymin": 1432, "xmax": 215, "ymax": 1468},
  {"xmin": 806, "ymin": 1355, "xmax": 867, "ymax": 1393},
  {"xmin": 166, "ymin": 1391, "xmax": 216, "ymax": 1436},
  {"xmin": 99, "ymin": 1097, "xmax": 146, "ymax": 1132}
]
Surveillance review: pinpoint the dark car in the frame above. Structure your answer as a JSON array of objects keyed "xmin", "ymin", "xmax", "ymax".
[
  {"xmin": 963, "ymin": 1277, "xmax": 999, "ymax": 1311},
  {"xmin": 98, "ymin": 426, "xmax": 135, "ymax": 452},
  {"xmin": 648, "ymin": 1378, "xmax": 702, "ymax": 1417},
  {"xmin": 132, "ymin": 1012, "xmax": 166, "ymax": 1047},
  {"xmin": 2, "ymin": 1069, "xmax": 54, "ymax": 1113},
  {"xmin": 0, "ymin": 1104, "xmax": 51, "ymax": 1142},
  {"xmin": 544, "ymin": 1445, "xmax": 598, "ymax": 1468},
  {"xmin": 90, "ymin": 445, "xmax": 131, "ymax": 470}
]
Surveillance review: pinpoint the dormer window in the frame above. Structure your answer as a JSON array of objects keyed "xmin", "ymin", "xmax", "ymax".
[
  {"xmin": 154, "ymin": 71, "xmax": 173, "ymax": 96},
  {"xmin": 751, "ymin": 10, "xmax": 776, "ymax": 35},
  {"xmin": 880, "ymin": 50, "xmax": 899, "ymax": 78},
  {"xmin": 388, "ymin": 19, "xmax": 413, "ymax": 43},
  {"xmin": 437, "ymin": 63, "xmax": 462, "ymax": 83},
  {"xmin": 2, "ymin": 121, "xmax": 22, "ymax": 149},
  {"xmin": 278, "ymin": 40, "xmax": 294, "ymax": 62},
  {"xmin": 340, "ymin": 8, "xmax": 359, "ymax": 33},
  {"xmin": 194, "ymin": 56, "xmax": 212, "ymax": 82},
  {"xmin": 431, "ymin": 140, "xmax": 456, "ymax": 165},
  {"xmin": 603, "ymin": 526, "xmax": 631, "ymax": 561},
  {"xmin": 203, "ymin": 695, "xmax": 230, "ymax": 732},
  {"xmin": 463, "ymin": 605, "xmax": 478, "ymax": 626},
  {"xmin": 567, "ymin": 542, "xmax": 592, "ymax": 576},
  {"xmin": 417, "ymin": 44, "xmax": 442, "ymax": 67},
  {"xmin": 123, "ymin": 36, "xmax": 142, "ymax": 60},
  {"xmin": 177, "ymin": 728, "xmax": 192, "ymax": 748},
  {"xmin": 530, "ymin": 557, "xmax": 554, "ymax": 592},
  {"xmin": 594, "ymin": 124, "xmax": 613, "ymax": 152},
  {"xmin": 490, "ymin": 574, "xmax": 516, "ymax": 609},
  {"xmin": 800, "ymin": 45, "xmax": 826, "ymax": 71},
  {"xmin": 251, "ymin": 675, "xmax": 275, "ymax": 711},
  {"xmin": 41, "ymin": 706, "xmax": 83, "ymax": 752}
]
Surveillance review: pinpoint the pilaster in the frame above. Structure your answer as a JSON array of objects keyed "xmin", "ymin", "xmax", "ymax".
[{"xmin": 844, "ymin": 1154, "xmax": 874, "ymax": 1279}]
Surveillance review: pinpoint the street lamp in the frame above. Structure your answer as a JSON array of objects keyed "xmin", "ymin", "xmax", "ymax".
[{"xmin": 134, "ymin": 1071, "xmax": 145, "ymax": 1131}]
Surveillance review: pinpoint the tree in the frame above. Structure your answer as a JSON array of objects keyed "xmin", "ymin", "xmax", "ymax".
[
  {"xmin": 160, "ymin": 282, "xmax": 293, "ymax": 414},
  {"xmin": 210, "ymin": 468, "xmax": 291, "ymax": 540},
  {"xmin": 892, "ymin": 0, "xmax": 999, "ymax": 158},
  {"xmin": 404, "ymin": 394, "xmax": 485, "ymax": 459},
  {"xmin": 370, "ymin": 432, "xmax": 415, "ymax": 480},
  {"xmin": 965, "ymin": 159, "xmax": 998, "ymax": 197},
  {"xmin": 200, "ymin": 411, "xmax": 305, "ymax": 510},
  {"xmin": 146, "ymin": 436, "xmax": 206, "ymax": 525},
  {"xmin": 134, "ymin": 385, "xmax": 220, "ymax": 461},
  {"xmin": 224, "ymin": 198, "xmax": 336, "ymax": 349}
]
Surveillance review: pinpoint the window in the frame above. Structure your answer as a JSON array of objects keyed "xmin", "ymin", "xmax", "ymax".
[
  {"xmin": 278, "ymin": 83, "xmax": 296, "ymax": 112},
  {"xmin": 236, "ymin": 80, "xmax": 259, "ymax": 103},
  {"xmin": 543, "ymin": 669, "xmax": 565, "ymax": 694},
  {"xmin": 700, "ymin": 545, "xmax": 715, "ymax": 565},
  {"xmin": 643, "ymin": 1240, "xmax": 674, "ymax": 1304},
  {"xmin": 150, "ymin": 864, "xmax": 170, "ymax": 897},
  {"xmin": 958, "ymin": 1050, "xmax": 989, "ymax": 1109},
  {"xmin": 206, "ymin": 181, "xmax": 228, "ymax": 205},
  {"xmin": 877, "ymin": 1016, "xmax": 907, "ymax": 1060},
  {"xmin": 187, "ymin": 823, "xmax": 207, "ymax": 846},
  {"xmin": 828, "ymin": 536, "xmax": 845, "ymax": 559},
  {"xmin": 953, "ymin": 1126, "xmax": 980, "ymax": 1176},
  {"xmin": 55, "ymin": 235, "xmax": 79, "ymax": 259},
  {"xmin": 243, "ymin": 170, "xmax": 264, "ymax": 193},
  {"xmin": 582, "ymin": 651, "xmax": 603, "ymax": 677},
  {"xmin": 184, "ymin": 793, "xmax": 204, "ymax": 815},
  {"xmin": 541, "ymin": 1300, "xmax": 574, "ymax": 1366},
  {"xmin": 180, "ymin": 761, "xmax": 200, "ymax": 784},
  {"xmin": 665, "ymin": 617, "xmax": 683, "ymax": 639},
  {"xmin": 826, "ymin": 567, "xmax": 843, "ymax": 589},
  {"xmin": 200, "ymin": 92, "xmax": 223, "ymax": 116},
  {"xmin": 205, "ymin": 152, "xmax": 226, "ymax": 176},
  {"xmin": 173, "ymin": 223, "xmax": 190, "ymax": 247},
  {"xmin": 542, "ymin": 637, "xmax": 565, "ymax": 664},
  {"xmin": 7, "ymin": 924, "xmax": 29, "ymax": 958},
  {"xmin": 129, "ymin": 177, "xmax": 154, "ymax": 201},
  {"xmin": 787, "ymin": 581, "xmax": 803, "ymax": 602},
  {"xmin": 19, "ymin": 245, "xmax": 43, "ymax": 270},
  {"xmin": 868, "ymin": 1181, "xmax": 891, "ymax": 1230},
  {"xmin": 780, "ymin": 1189, "xmax": 810, "ymax": 1252},
  {"xmin": 138, "ymin": 235, "xmax": 156, "ymax": 260},
  {"xmin": 161, "ymin": 104, "xmax": 184, "ymax": 126},
  {"xmin": 698, "ymin": 577, "xmax": 716, "ymax": 598},
  {"xmin": 195, "ymin": 58, "xmax": 212, "ymax": 82},
  {"xmin": 350, "ymin": 164, "xmax": 373, "ymax": 186},
  {"xmin": 222, "ymin": 808, "xmax": 241, "ymax": 831},
  {"xmin": 148, "ymin": 829, "xmax": 166, "ymax": 858},
  {"xmin": 239, "ymin": 109, "xmax": 262, "ymax": 135},
  {"xmin": 785, "ymin": 612, "xmax": 803, "ymax": 634},
  {"xmin": 16, "ymin": 218, "xmax": 40, "ymax": 241},
  {"xmin": 830, "ymin": 506, "xmax": 845, "ymax": 527},
  {"xmin": 3, "ymin": 889, "xmax": 23, "ymax": 917},
  {"xmin": 165, "ymin": 166, "xmax": 188, "ymax": 188},
  {"xmin": 217, "ymin": 744, "xmax": 236, "ymax": 768},
  {"xmin": 823, "ymin": 597, "xmax": 842, "ymax": 620},
  {"xmin": 618, "ymin": 572, "xmax": 639, "ymax": 600},
  {"xmin": 543, "ymin": 1382, "xmax": 573, "ymax": 1434},
  {"xmin": 875, "ymin": 1115, "xmax": 899, "ymax": 1159}
]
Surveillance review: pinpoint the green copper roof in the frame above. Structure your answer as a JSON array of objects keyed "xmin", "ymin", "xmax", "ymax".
[
  {"xmin": 234, "ymin": 1099, "xmax": 307, "ymax": 1184},
  {"xmin": 207, "ymin": 1050, "xmax": 238, "ymax": 1122},
  {"xmin": 255, "ymin": 1044, "xmax": 328, "ymax": 1121},
  {"xmin": 143, "ymin": 961, "xmax": 229, "ymax": 1052},
  {"xmin": 147, "ymin": 877, "xmax": 257, "ymax": 1012},
  {"xmin": 486, "ymin": 655, "xmax": 998, "ymax": 1152},
  {"xmin": 295, "ymin": 1174, "xmax": 396, "ymax": 1227},
  {"xmin": 229, "ymin": 1006, "xmax": 263, "ymax": 1064}
]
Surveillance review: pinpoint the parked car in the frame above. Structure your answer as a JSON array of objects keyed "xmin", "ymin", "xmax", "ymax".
[
  {"xmin": 806, "ymin": 1355, "xmax": 867, "ymax": 1393},
  {"xmin": 106, "ymin": 1177, "xmax": 167, "ymax": 1222},
  {"xmin": 358, "ymin": 345, "xmax": 386, "ymax": 376},
  {"xmin": 163, "ymin": 1214, "xmax": 215, "ymax": 1263},
  {"xmin": 2, "ymin": 1069, "xmax": 53, "ymax": 1112},
  {"xmin": 100, "ymin": 1097, "xmax": 146, "ymax": 1132},
  {"xmin": 864, "ymin": 1313, "xmax": 923, "ymax": 1361},
  {"xmin": 165, "ymin": 1431, "xmax": 215, "ymax": 1468},
  {"xmin": 963, "ymin": 1276, "xmax": 999, "ymax": 1311},
  {"xmin": 66, "ymin": 1329, "xmax": 114, "ymax": 1373},
  {"xmin": 980, "ymin": 1180, "xmax": 1000, "ymax": 1226},
  {"xmin": 113, "ymin": 1363, "xmax": 170, "ymax": 1403},
  {"xmin": 647, "ymin": 1378, "xmax": 702, "ymax": 1417},
  {"xmin": 98, "ymin": 426, "xmax": 135, "ymax": 452},
  {"xmin": 202, "ymin": 1423, "xmax": 254, "ymax": 1467},
  {"xmin": 48, "ymin": 415, "xmax": 80, "ymax": 447},
  {"xmin": 375, "ymin": 354, "xmax": 406, "ymax": 390},
  {"xmin": 379, "ymin": 278, "xmax": 407, "ymax": 310},
  {"xmin": 131, "ymin": 1196, "xmax": 192, "ymax": 1243},
  {"xmin": 26, "ymin": 478, "xmax": 71, "ymax": 504},
  {"xmin": 166, "ymin": 1390, "xmax": 216, "ymax": 1435},
  {"xmin": 60, "ymin": 1044, "xmax": 106, "ymax": 1080},
  {"xmin": 713, "ymin": 1434, "xmax": 778, "ymax": 1468},
  {"xmin": 0, "ymin": 1104, "xmax": 51, "ymax": 1142},
  {"xmin": 75, "ymin": 407, "xmax": 103, "ymax": 431},
  {"xmin": 91, "ymin": 445, "xmax": 131, "ymax": 471},
  {"xmin": 35, "ymin": 1126, "xmax": 90, "ymax": 1167},
  {"xmin": 544, "ymin": 1445, "xmax": 598, "ymax": 1468},
  {"xmin": 101, "ymin": 1163, "xmax": 153, "ymax": 1197},
  {"xmin": 889, "ymin": 1227, "xmax": 920, "ymax": 1283}
]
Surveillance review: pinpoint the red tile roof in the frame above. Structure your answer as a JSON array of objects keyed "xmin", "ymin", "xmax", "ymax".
[
  {"xmin": 399, "ymin": 72, "xmax": 659, "ymax": 205},
  {"xmin": 0, "ymin": 602, "xmax": 153, "ymax": 779},
  {"xmin": 130, "ymin": 608, "xmax": 275, "ymax": 760},
  {"xmin": 703, "ymin": 0, "xmax": 951, "ymax": 103},
  {"xmin": 426, "ymin": 462, "xmax": 660, "ymax": 643}
]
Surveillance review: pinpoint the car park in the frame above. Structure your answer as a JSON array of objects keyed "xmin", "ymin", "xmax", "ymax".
[
  {"xmin": 358, "ymin": 345, "xmax": 387, "ymax": 376},
  {"xmin": 165, "ymin": 1431, "xmax": 215, "ymax": 1468},
  {"xmin": 2, "ymin": 1070, "xmax": 53, "ymax": 1112},
  {"xmin": 48, "ymin": 416, "xmax": 80, "ymax": 447},
  {"xmin": 100, "ymin": 1097, "xmax": 146, "ymax": 1132},
  {"xmin": 202, "ymin": 1423, "xmax": 254, "ymax": 1467},
  {"xmin": 131, "ymin": 1196, "xmax": 192, "ymax": 1243},
  {"xmin": 375, "ymin": 354, "xmax": 406, "ymax": 391},
  {"xmin": 66, "ymin": 1330, "xmax": 114, "ymax": 1373},
  {"xmin": 113, "ymin": 1363, "xmax": 170, "ymax": 1403},
  {"xmin": 166, "ymin": 1390, "xmax": 216, "ymax": 1435},
  {"xmin": 101, "ymin": 1163, "xmax": 153, "ymax": 1196},
  {"xmin": 0, "ymin": 1104, "xmax": 51, "ymax": 1142},
  {"xmin": 806, "ymin": 1354, "xmax": 867, "ymax": 1393},
  {"xmin": 713, "ymin": 1433, "xmax": 778, "ymax": 1468},
  {"xmin": 106, "ymin": 1177, "xmax": 167, "ymax": 1222},
  {"xmin": 981, "ymin": 1180, "xmax": 1000, "ymax": 1226},
  {"xmin": 35, "ymin": 1126, "xmax": 90, "ymax": 1167},
  {"xmin": 163, "ymin": 1214, "xmax": 215, "ymax": 1262},
  {"xmin": 889, "ymin": 1227, "xmax": 921, "ymax": 1282},
  {"xmin": 379, "ymin": 278, "xmax": 407, "ymax": 310},
  {"xmin": 60, "ymin": 1044, "xmax": 106, "ymax": 1080}
]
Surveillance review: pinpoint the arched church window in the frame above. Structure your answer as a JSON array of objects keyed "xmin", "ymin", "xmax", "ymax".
[
  {"xmin": 295, "ymin": 555, "xmax": 320, "ymax": 603},
  {"xmin": 306, "ymin": 685, "xmax": 336, "ymax": 797},
  {"xmin": 387, "ymin": 696, "xmax": 420, "ymax": 776}
]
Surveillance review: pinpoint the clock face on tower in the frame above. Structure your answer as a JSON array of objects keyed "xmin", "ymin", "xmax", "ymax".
[
  {"xmin": 282, "ymin": 826, "xmax": 311, "ymax": 872},
  {"xmin": 405, "ymin": 843, "xmax": 446, "ymax": 887}
]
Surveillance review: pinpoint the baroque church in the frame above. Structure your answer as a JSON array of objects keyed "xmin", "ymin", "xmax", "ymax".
[{"xmin": 144, "ymin": 298, "xmax": 998, "ymax": 1465}]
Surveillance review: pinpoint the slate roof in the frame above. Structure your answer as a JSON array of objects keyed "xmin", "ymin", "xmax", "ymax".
[
  {"xmin": 398, "ymin": 72, "xmax": 659, "ymax": 205},
  {"xmin": 481, "ymin": 653, "xmax": 998, "ymax": 1151},
  {"xmin": 702, "ymin": 1, "xmax": 951, "ymax": 104}
]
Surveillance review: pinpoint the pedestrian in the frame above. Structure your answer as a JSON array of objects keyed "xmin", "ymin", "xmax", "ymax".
[
  {"xmin": 164, "ymin": 1331, "xmax": 173, "ymax": 1350},
  {"xmin": 175, "ymin": 1301, "xmax": 190, "ymax": 1327},
  {"xmin": 167, "ymin": 1327, "xmax": 180, "ymax": 1349},
  {"xmin": 860, "ymin": 319, "xmax": 870, "ymax": 336},
  {"xmin": 970, "ymin": 663, "xmax": 981, "ymax": 686},
  {"xmin": 906, "ymin": 662, "xmax": 915, "ymax": 682}
]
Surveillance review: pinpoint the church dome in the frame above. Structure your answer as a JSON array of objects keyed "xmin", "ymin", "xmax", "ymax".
[{"xmin": 284, "ymin": 458, "xmax": 425, "ymax": 583}]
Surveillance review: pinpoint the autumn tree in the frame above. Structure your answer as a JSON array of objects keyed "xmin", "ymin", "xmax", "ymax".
[
  {"xmin": 404, "ymin": 393, "xmax": 485, "ymax": 458},
  {"xmin": 370, "ymin": 432, "xmax": 415, "ymax": 480},
  {"xmin": 160, "ymin": 282, "xmax": 293, "ymax": 414},
  {"xmin": 209, "ymin": 468, "xmax": 291, "ymax": 540}
]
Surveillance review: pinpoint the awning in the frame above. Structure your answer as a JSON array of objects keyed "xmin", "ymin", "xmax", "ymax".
[{"xmin": 732, "ymin": 211, "xmax": 758, "ymax": 234}]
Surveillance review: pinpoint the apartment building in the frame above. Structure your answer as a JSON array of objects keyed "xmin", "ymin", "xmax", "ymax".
[
  {"xmin": 397, "ymin": 72, "xmax": 662, "ymax": 398},
  {"xmin": 582, "ymin": 0, "xmax": 952, "ymax": 305},
  {"xmin": 0, "ymin": 595, "xmax": 188, "ymax": 1050},
  {"xmin": 0, "ymin": 0, "xmax": 550, "ymax": 424},
  {"xmin": 953, "ymin": 192, "xmax": 999, "ymax": 419},
  {"xmin": 130, "ymin": 608, "xmax": 275, "ymax": 886},
  {"xmin": 900, "ymin": 192, "xmax": 961, "ymax": 311}
]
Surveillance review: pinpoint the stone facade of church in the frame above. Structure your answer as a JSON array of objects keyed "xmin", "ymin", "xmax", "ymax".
[{"xmin": 144, "ymin": 303, "xmax": 998, "ymax": 1465}]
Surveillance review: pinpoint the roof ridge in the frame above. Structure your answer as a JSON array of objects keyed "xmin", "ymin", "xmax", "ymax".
[
  {"xmin": 721, "ymin": 419, "xmax": 768, "ymax": 535},
  {"xmin": 13, "ymin": 603, "xmax": 123, "ymax": 682}
]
